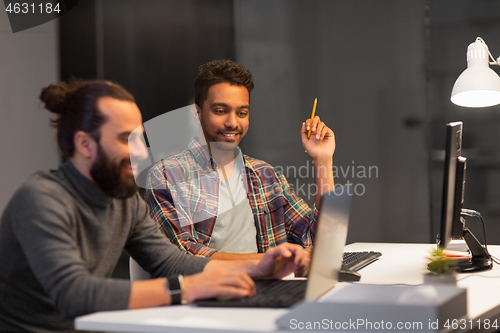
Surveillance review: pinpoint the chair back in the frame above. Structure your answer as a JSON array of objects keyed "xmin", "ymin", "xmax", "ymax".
[{"xmin": 129, "ymin": 257, "xmax": 151, "ymax": 281}]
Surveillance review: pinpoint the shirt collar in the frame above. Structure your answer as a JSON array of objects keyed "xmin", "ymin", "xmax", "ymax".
[{"xmin": 188, "ymin": 138, "xmax": 245, "ymax": 170}]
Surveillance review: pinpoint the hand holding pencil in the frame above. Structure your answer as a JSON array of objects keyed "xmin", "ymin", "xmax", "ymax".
[{"xmin": 301, "ymin": 98, "xmax": 336, "ymax": 160}]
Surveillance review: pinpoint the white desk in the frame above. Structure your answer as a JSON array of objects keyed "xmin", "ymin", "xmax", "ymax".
[{"xmin": 75, "ymin": 243, "xmax": 500, "ymax": 333}]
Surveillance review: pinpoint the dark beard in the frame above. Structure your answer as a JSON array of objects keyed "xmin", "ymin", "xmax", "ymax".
[{"xmin": 90, "ymin": 145, "xmax": 138, "ymax": 199}]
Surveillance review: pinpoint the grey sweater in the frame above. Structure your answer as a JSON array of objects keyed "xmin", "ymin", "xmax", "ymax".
[{"xmin": 0, "ymin": 161, "xmax": 210, "ymax": 332}]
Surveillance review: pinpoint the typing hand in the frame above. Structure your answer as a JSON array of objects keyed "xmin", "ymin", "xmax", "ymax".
[
  {"xmin": 182, "ymin": 270, "xmax": 255, "ymax": 303},
  {"xmin": 254, "ymin": 243, "xmax": 309, "ymax": 279},
  {"xmin": 301, "ymin": 116, "xmax": 336, "ymax": 161}
]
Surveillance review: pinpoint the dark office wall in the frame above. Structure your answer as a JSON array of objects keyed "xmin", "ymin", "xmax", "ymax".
[
  {"xmin": 428, "ymin": 0, "xmax": 500, "ymax": 244},
  {"xmin": 100, "ymin": 0, "xmax": 235, "ymax": 122},
  {"xmin": 59, "ymin": 0, "xmax": 235, "ymax": 122},
  {"xmin": 58, "ymin": 0, "xmax": 235, "ymax": 278},
  {"xmin": 237, "ymin": 0, "xmax": 430, "ymax": 244},
  {"xmin": 59, "ymin": 1, "xmax": 431, "ymax": 246},
  {"xmin": 59, "ymin": 0, "xmax": 98, "ymax": 80},
  {"xmin": 58, "ymin": 1, "xmax": 432, "ymax": 247},
  {"xmin": 57, "ymin": 1, "xmax": 500, "ymax": 250},
  {"xmin": 0, "ymin": 9, "xmax": 59, "ymax": 216}
]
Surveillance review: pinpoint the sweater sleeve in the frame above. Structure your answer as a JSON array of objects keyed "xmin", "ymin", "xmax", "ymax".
[{"xmin": 10, "ymin": 180, "xmax": 131, "ymax": 319}]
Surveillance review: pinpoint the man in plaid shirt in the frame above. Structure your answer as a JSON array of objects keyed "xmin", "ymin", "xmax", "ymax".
[{"xmin": 145, "ymin": 60, "xmax": 335, "ymax": 260}]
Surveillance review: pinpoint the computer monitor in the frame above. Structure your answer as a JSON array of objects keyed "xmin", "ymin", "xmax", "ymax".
[
  {"xmin": 437, "ymin": 121, "xmax": 492, "ymax": 272},
  {"xmin": 438, "ymin": 122, "xmax": 463, "ymax": 250}
]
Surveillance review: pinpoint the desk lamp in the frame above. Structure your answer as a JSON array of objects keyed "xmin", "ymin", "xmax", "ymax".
[{"xmin": 451, "ymin": 37, "xmax": 500, "ymax": 108}]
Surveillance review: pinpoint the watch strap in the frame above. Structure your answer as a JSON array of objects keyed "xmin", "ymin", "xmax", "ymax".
[{"xmin": 166, "ymin": 275, "xmax": 183, "ymax": 305}]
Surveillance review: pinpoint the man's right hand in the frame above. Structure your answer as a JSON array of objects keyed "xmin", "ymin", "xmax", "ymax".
[
  {"xmin": 202, "ymin": 243, "xmax": 310, "ymax": 281},
  {"xmin": 182, "ymin": 270, "xmax": 256, "ymax": 303},
  {"xmin": 251, "ymin": 243, "xmax": 309, "ymax": 279}
]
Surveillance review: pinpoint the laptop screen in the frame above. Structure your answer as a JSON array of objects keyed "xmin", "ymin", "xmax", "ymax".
[{"xmin": 305, "ymin": 185, "xmax": 352, "ymax": 300}]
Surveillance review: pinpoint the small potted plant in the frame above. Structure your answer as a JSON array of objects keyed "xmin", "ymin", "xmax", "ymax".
[{"xmin": 424, "ymin": 249, "xmax": 457, "ymax": 285}]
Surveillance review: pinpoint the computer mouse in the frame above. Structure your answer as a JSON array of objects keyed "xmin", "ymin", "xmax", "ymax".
[{"xmin": 338, "ymin": 268, "xmax": 361, "ymax": 282}]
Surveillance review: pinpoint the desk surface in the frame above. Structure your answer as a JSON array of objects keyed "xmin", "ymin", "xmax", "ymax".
[{"xmin": 75, "ymin": 243, "xmax": 500, "ymax": 333}]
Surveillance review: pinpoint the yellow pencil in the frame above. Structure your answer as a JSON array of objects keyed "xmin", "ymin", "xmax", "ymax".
[{"xmin": 307, "ymin": 98, "xmax": 317, "ymax": 139}]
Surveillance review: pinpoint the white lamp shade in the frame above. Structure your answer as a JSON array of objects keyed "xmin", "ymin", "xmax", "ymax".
[
  {"xmin": 451, "ymin": 38, "xmax": 500, "ymax": 108},
  {"xmin": 451, "ymin": 66, "xmax": 500, "ymax": 107}
]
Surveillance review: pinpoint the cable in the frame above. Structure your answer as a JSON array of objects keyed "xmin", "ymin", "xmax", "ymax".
[
  {"xmin": 491, "ymin": 255, "xmax": 500, "ymax": 266},
  {"xmin": 478, "ymin": 214, "xmax": 488, "ymax": 252},
  {"xmin": 460, "ymin": 209, "xmax": 485, "ymax": 246},
  {"xmin": 458, "ymin": 273, "xmax": 500, "ymax": 281},
  {"xmin": 475, "ymin": 37, "xmax": 500, "ymax": 66},
  {"xmin": 460, "ymin": 208, "xmax": 493, "ymax": 260},
  {"xmin": 473, "ymin": 217, "xmax": 483, "ymax": 246},
  {"xmin": 460, "ymin": 209, "xmax": 486, "ymax": 248}
]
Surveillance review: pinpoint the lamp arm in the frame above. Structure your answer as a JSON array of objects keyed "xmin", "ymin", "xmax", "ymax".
[
  {"xmin": 488, "ymin": 54, "xmax": 499, "ymax": 66},
  {"xmin": 487, "ymin": 49, "xmax": 499, "ymax": 66},
  {"xmin": 475, "ymin": 37, "xmax": 500, "ymax": 66}
]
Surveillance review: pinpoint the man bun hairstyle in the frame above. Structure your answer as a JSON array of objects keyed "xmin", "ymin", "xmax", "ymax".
[
  {"xmin": 40, "ymin": 80, "xmax": 135, "ymax": 158},
  {"xmin": 194, "ymin": 59, "xmax": 254, "ymax": 107}
]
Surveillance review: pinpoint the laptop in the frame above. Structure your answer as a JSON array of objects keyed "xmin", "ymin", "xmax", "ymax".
[{"xmin": 195, "ymin": 184, "xmax": 353, "ymax": 308}]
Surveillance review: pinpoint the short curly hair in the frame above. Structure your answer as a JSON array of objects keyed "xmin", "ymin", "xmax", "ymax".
[{"xmin": 194, "ymin": 59, "xmax": 254, "ymax": 107}]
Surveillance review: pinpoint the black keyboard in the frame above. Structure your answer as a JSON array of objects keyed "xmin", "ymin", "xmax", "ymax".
[
  {"xmin": 195, "ymin": 279, "xmax": 307, "ymax": 308},
  {"xmin": 342, "ymin": 251, "xmax": 382, "ymax": 271}
]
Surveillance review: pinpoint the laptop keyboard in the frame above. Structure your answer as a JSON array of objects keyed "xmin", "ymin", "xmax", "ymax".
[
  {"xmin": 195, "ymin": 251, "xmax": 382, "ymax": 308},
  {"xmin": 342, "ymin": 251, "xmax": 382, "ymax": 271},
  {"xmin": 195, "ymin": 279, "xmax": 307, "ymax": 308}
]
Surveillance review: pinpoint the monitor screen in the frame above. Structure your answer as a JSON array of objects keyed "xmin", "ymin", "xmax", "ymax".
[
  {"xmin": 438, "ymin": 121, "xmax": 464, "ymax": 249},
  {"xmin": 436, "ymin": 121, "xmax": 492, "ymax": 272}
]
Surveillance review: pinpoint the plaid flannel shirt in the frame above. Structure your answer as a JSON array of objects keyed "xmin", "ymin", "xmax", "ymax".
[{"xmin": 145, "ymin": 139, "xmax": 319, "ymax": 257}]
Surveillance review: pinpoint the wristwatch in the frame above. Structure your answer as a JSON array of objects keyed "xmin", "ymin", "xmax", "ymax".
[{"xmin": 165, "ymin": 275, "xmax": 184, "ymax": 305}]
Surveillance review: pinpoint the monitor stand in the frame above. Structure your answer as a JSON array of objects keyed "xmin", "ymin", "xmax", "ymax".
[{"xmin": 451, "ymin": 227, "xmax": 493, "ymax": 273}]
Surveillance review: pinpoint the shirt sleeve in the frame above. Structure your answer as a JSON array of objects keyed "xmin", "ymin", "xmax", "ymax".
[
  {"xmin": 10, "ymin": 181, "xmax": 131, "ymax": 319},
  {"xmin": 125, "ymin": 195, "xmax": 211, "ymax": 277},
  {"xmin": 279, "ymin": 173, "xmax": 319, "ymax": 246},
  {"xmin": 145, "ymin": 165, "xmax": 218, "ymax": 257}
]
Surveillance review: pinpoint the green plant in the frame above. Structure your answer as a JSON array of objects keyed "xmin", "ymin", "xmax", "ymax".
[{"xmin": 427, "ymin": 249, "xmax": 455, "ymax": 275}]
